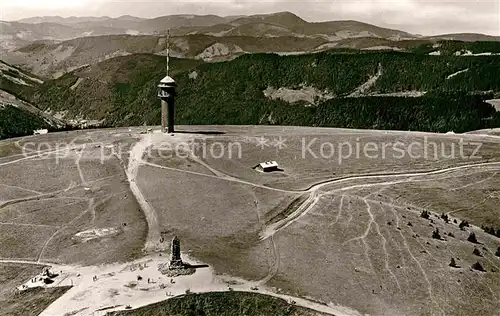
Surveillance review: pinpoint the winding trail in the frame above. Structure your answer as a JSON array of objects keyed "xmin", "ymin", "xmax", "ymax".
[
  {"xmin": 259, "ymin": 161, "xmax": 500, "ymax": 240},
  {"xmin": 142, "ymin": 160, "xmax": 296, "ymax": 194},
  {"xmin": 258, "ymin": 234, "xmax": 281, "ymax": 286},
  {"xmin": 0, "ymin": 222, "xmax": 60, "ymax": 228},
  {"xmin": 369, "ymin": 201, "xmax": 402, "ymax": 290},
  {"xmin": 342, "ymin": 199, "xmax": 376, "ymax": 273},
  {"xmin": 0, "ymin": 183, "xmax": 43, "ymax": 195},
  {"xmin": 387, "ymin": 205, "xmax": 443, "ymax": 316},
  {"xmin": 126, "ymin": 134, "xmax": 161, "ymax": 252}
]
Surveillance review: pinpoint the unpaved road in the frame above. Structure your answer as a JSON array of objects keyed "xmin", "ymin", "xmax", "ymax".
[
  {"xmin": 126, "ymin": 134, "xmax": 160, "ymax": 252},
  {"xmin": 260, "ymin": 161, "xmax": 500, "ymax": 239}
]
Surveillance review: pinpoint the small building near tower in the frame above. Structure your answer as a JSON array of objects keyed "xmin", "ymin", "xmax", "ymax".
[
  {"xmin": 33, "ymin": 129, "xmax": 48, "ymax": 135},
  {"xmin": 254, "ymin": 161, "xmax": 279, "ymax": 173}
]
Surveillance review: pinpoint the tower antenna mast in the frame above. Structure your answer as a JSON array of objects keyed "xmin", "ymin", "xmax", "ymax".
[{"xmin": 166, "ymin": 29, "xmax": 170, "ymax": 76}]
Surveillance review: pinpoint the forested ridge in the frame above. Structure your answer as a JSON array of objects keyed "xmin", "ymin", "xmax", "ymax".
[
  {"xmin": 0, "ymin": 105, "xmax": 49, "ymax": 140},
  {"xmin": 25, "ymin": 47, "xmax": 500, "ymax": 134}
]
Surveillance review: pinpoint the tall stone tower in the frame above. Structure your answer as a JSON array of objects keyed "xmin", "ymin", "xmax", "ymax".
[
  {"xmin": 158, "ymin": 77, "xmax": 176, "ymax": 133},
  {"xmin": 169, "ymin": 236, "xmax": 183, "ymax": 269},
  {"xmin": 157, "ymin": 29, "xmax": 176, "ymax": 134}
]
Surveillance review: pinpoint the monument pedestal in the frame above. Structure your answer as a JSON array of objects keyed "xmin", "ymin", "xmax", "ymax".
[{"xmin": 158, "ymin": 236, "xmax": 195, "ymax": 277}]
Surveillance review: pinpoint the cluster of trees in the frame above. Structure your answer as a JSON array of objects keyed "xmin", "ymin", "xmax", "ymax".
[
  {"xmin": 411, "ymin": 40, "xmax": 500, "ymax": 56},
  {"xmin": 472, "ymin": 248, "xmax": 482, "ymax": 257},
  {"xmin": 420, "ymin": 210, "xmax": 484, "ymax": 246},
  {"xmin": 109, "ymin": 291, "xmax": 299, "ymax": 316},
  {"xmin": 420, "ymin": 210, "xmax": 431, "ymax": 219},
  {"xmin": 432, "ymin": 228, "xmax": 442, "ymax": 240},
  {"xmin": 373, "ymin": 53, "xmax": 500, "ymax": 93},
  {"xmin": 0, "ymin": 61, "xmax": 41, "ymax": 102},
  {"xmin": 0, "ymin": 105, "xmax": 48, "ymax": 140},
  {"xmin": 430, "ymin": 228, "xmax": 454, "ymax": 240},
  {"xmin": 0, "ymin": 73, "xmax": 39, "ymax": 103},
  {"xmin": 459, "ymin": 220, "xmax": 470, "ymax": 230},
  {"xmin": 34, "ymin": 54, "xmax": 204, "ymax": 127},
  {"xmin": 416, "ymin": 203, "xmax": 495, "ymax": 272},
  {"xmin": 440, "ymin": 213, "xmax": 450, "ymax": 223},
  {"xmin": 481, "ymin": 226, "xmax": 500, "ymax": 238}
]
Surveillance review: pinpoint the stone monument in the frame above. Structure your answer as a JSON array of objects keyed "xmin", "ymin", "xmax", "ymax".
[
  {"xmin": 158, "ymin": 236, "xmax": 195, "ymax": 276},
  {"xmin": 169, "ymin": 236, "xmax": 184, "ymax": 269}
]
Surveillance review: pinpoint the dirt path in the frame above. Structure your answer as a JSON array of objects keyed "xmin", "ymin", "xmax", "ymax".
[
  {"xmin": 257, "ymin": 234, "xmax": 281, "ymax": 285},
  {"xmin": 0, "ymin": 259, "xmax": 50, "ymax": 265},
  {"xmin": 260, "ymin": 161, "xmax": 500, "ymax": 239},
  {"xmin": 143, "ymin": 160, "xmax": 297, "ymax": 194},
  {"xmin": 126, "ymin": 134, "xmax": 161, "ymax": 252},
  {"xmin": 0, "ymin": 183, "xmax": 43, "ymax": 195}
]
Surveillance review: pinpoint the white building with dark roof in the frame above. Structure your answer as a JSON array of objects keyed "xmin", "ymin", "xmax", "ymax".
[{"xmin": 255, "ymin": 160, "xmax": 279, "ymax": 172}]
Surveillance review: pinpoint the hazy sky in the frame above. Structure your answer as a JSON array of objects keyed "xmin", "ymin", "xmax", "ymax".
[{"xmin": 1, "ymin": 0, "xmax": 499, "ymax": 36}]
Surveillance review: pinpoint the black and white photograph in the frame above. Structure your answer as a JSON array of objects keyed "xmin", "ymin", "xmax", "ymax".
[{"xmin": 0, "ymin": 1, "xmax": 500, "ymax": 315}]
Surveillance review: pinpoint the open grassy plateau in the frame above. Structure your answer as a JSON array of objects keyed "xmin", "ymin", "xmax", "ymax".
[{"xmin": 0, "ymin": 125, "xmax": 500, "ymax": 316}]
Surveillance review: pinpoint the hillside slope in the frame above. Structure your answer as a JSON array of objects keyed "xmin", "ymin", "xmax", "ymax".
[
  {"xmin": 32, "ymin": 51, "xmax": 500, "ymax": 132},
  {"xmin": 0, "ymin": 20, "xmax": 128, "ymax": 53},
  {"xmin": 0, "ymin": 90, "xmax": 64, "ymax": 139},
  {"xmin": 178, "ymin": 11, "xmax": 415, "ymax": 40},
  {"xmin": 1, "ymin": 15, "xmax": 232, "ymax": 52},
  {"xmin": 0, "ymin": 60, "xmax": 66, "ymax": 139},
  {"xmin": 34, "ymin": 54, "xmax": 203, "ymax": 123},
  {"xmin": 3, "ymin": 34, "xmax": 328, "ymax": 78},
  {"xmin": 5, "ymin": 11, "xmax": 500, "ymax": 80},
  {"xmin": 0, "ymin": 60, "xmax": 44, "ymax": 101},
  {"xmin": 5, "ymin": 34, "xmax": 500, "ymax": 80},
  {"xmin": 6, "ymin": 11, "xmax": 499, "ymax": 62}
]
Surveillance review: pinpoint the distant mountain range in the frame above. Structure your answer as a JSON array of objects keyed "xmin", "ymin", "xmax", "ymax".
[
  {"xmin": 2, "ymin": 33, "xmax": 331, "ymax": 78},
  {"xmin": 2, "ymin": 11, "xmax": 498, "ymax": 79},
  {"xmin": 4, "ymin": 11, "xmax": 498, "ymax": 54},
  {"xmin": 17, "ymin": 15, "xmax": 146, "ymax": 24}
]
